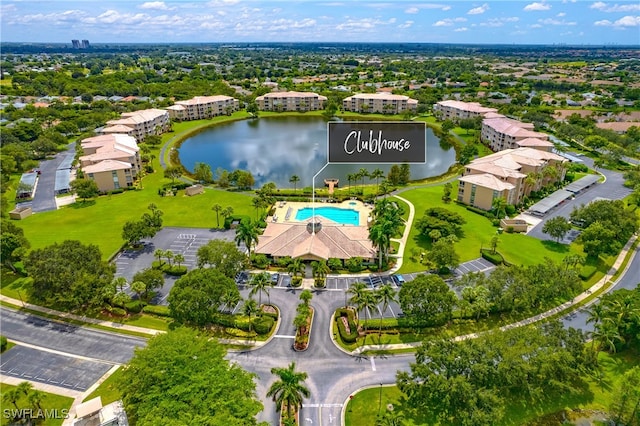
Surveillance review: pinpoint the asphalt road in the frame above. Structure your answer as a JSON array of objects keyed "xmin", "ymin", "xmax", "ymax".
[{"xmin": 30, "ymin": 143, "xmax": 75, "ymax": 213}]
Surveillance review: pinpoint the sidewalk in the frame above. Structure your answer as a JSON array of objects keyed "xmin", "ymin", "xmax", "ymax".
[{"xmin": 352, "ymin": 235, "xmax": 638, "ymax": 354}]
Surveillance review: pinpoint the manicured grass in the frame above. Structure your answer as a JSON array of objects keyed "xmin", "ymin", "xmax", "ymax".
[
  {"xmin": 397, "ymin": 185, "xmax": 586, "ymax": 274},
  {"xmin": 345, "ymin": 348, "xmax": 639, "ymax": 426},
  {"xmin": 0, "ymin": 383, "xmax": 74, "ymax": 426},
  {"xmin": 83, "ymin": 367, "xmax": 123, "ymax": 405},
  {"xmin": 1, "ymin": 340, "xmax": 16, "ymax": 353}
]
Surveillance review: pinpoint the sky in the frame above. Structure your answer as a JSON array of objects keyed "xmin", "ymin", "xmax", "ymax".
[{"xmin": 1, "ymin": 0, "xmax": 639, "ymax": 45}]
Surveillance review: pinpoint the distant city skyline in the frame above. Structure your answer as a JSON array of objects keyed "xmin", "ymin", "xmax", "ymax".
[{"xmin": 1, "ymin": 0, "xmax": 639, "ymax": 45}]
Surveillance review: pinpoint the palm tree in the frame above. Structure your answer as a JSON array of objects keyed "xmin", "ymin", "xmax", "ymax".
[
  {"xmin": 250, "ymin": 272, "xmax": 273, "ymax": 306},
  {"xmin": 2, "ymin": 388, "xmax": 20, "ymax": 410},
  {"xmin": 592, "ymin": 318, "xmax": 624, "ymax": 353},
  {"xmin": 376, "ymin": 284, "xmax": 397, "ymax": 336},
  {"xmin": 369, "ymin": 222, "xmax": 389, "ymax": 270},
  {"xmin": 16, "ymin": 381, "xmax": 33, "ymax": 398},
  {"xmin": 370, "ymin": 168, "xmax": 385, "ymax": 199},
  {"xmin": 235, "ymin": 220, "xmax": 259, "ymax": 257},
  {"xmin": 267, "ymin": 362, "xmax": 311, "ymax": 419},
  {"xmin": 376, "ymin": 410, "xmax": 405, "ymax": 426},
  {"xmin": 289, "ymin": 175, "xmax": 300, "ymax": 192},
  {"xmin": 311, "ymin": 260, "xmax": 330, "ymax": 280},
  {"xmin": 27, "ymin": 389, "xmax": 46, "ymax": 411},
  {"xmin": 358, "ymin": 168, "xmax": 369, "ymax": 194},
  {"xmin": 113, "ymin": 276, "xmax": 128, "ymax": 292},
  {"xmin": 491, "ymin": 196, "xmax": 507, "ymax": 219},
  {"xmin": 212, "ymin": 203, "xmax": 223, "ymax": 228},
  {"xmin": 131, "ymin": 281, "xmax": 146, "ymax": 301},
  {"xmin": 243, "ymin": 298, "xmax": 259, "ymax": 333},
  {"xmin": 252, "ymin": 197, "xmax": 264, "ymax": 221},
  {"xmin": 112, "ymin": 291, "xmax": 131, "ymax": 308},
  {"xmin": 347, "ymin": 281, "xmax": 368, "ymax": 326},
  {"xmin": 287, "ymin": 258, "xmax": 305, "ymax": 278},
  {"xmin": 347, "ymin": 173, "xmax": 357, "ymax": 195},
  {"xmin": 360, "ymin": 291, "xmax": 380, "ymax": 335},
  {"xmin": 165, "ymin": 250, "xmax": 174, "ymax": 267},
  {"xmin": 299, "ymin": 289, "xmax": 313, "ymax": 306},
  {"xmin": 153, "ymin": 249, "xmax": 165, "ymax": 267},
  {"xmin": 174, "ymin": 253, "xmax": 185, "ymax": 269},
  {"xmin": 221, "ymin": 206, "xmax": 234, "ymax": 227},
  {"xmin": 221, "ymin": 288, "xmax": 241, "ymax": 313}
]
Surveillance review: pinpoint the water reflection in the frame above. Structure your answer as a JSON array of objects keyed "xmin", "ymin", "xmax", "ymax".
[{"xmin": 179, "ymin": 116, "xmax": 456, "ymax": 188}]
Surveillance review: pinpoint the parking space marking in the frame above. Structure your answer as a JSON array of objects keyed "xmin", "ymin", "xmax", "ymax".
[{"xmin": 370, "ymin": 357, "xmax": 376, "ymax": 371}]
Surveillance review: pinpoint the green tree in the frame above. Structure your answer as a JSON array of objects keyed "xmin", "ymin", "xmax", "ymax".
[
  {"xmin": 491, "ymin": 196, "xmax": 507, "ymax": 219},
  {"xmin": 168, "ymin": 268, "xmax": 239, "ymax": 326},
  {"xmin": 398, "ymin": 273, "xmax": 456, "ymax": 327},
  {"xmin": 250, "ymin": 272, "xmax": 273, "ymax": 306},
  {"xmin": 370, "ymin": 168, "xmax": 385, "ymax": 199},
  {"xmin": 118, "ymin": 328, "xmax": 264, "ymax": 426},
  {"xmin": 311, "ymin": 259, "xmax": 330, "ymax": 280},
  {"xmin": 243, "ymin": 298, "xmax": 259, "ymax": 333},
  {"xmin": 193, "ymin": 162, "xmax": 213, "ymax": 183},
  {"xmin": 131, "ymin": 281, "xmax": 146, "ymax": 301},
  {"xmin": 347, "ymin": 281, "xmax": 368, "ymax": 323},
  {"xmin": 163, "ymin": 165, "xmax": 183, "ymax": 184},
  {"xmin": 289, "ymin": 174, "xmax": 300, "ymax": 192},
  {"xmin": 70, "ymin": 178, "xmax": 99, "ymax": 201},
  {"xmin": 358, "ymin": 168, "xmax": 369, "ymax": 193},
  {"xmin": 609, "ymin": 366, "xmax": 640, "ymax": 426},
  {"xmin": 235, "ymin": 220, "xmax": 260, "ymax": 258},
  {"xmin": 376, "ymin": 284, "xmax": 397, "ymax": 336},
  {"xmin": 287, "ymin": 258, "xmax": 305, "ymax": 278},
  {"xmin": 197, "ymin": 239, "xmax": 248, "ymax": 277},
  {"xmin": 0, "ymin": 220, "xmax": 30, "ymax": 272},
  {"xmin": 441, "ymin": 119, "xmax": 455, "ymax": 134},
  {"xmin": 267, "ymin": 362, "xmax": 310, "ymax": 419},
  {"xmin": 221, "ymin": 206, "xmax": 234, "ymax": 226},
  {"xmin": 212, "ymin": 203, "xmax": 223, "ymax": 228},
  {"xmin": 299, "ymin": 289, "xmax": 313, "ymax": 306},
  {"xmin": 542, "ymin": 216, "xmax": 572, "ymax": 243},
  {"xmin": 441, "ymin": 182, "xmax": 452, "ymax": 203},
  {"xmin": 132, "ymin": 268, "xmax": 165, "ymax": 297},
  {"xmin": 430, "ymin": 238, "xmax": 460, "ymax": 272},
  {"xmin": 26, "ymin": 240, "xmax": 114, "ymax": 311}
]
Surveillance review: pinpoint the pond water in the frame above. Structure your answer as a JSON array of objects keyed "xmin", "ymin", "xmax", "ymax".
[{"xmin": 178, "ymin": 116, "xmax": 456, "ymax": 188}]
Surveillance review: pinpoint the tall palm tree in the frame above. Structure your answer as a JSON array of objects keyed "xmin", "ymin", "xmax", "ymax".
[
  {"xmin": 347, "ymin": 281, "xmax": 368, "ymax": 326},
  {"xmin": 491, "ymin": 196, "xmax": 507, "ymax": 219},
  {"xmin": 250, "ymin": 272, "xmax": 273, "ymax": 306},
  {"xmin": 27, "ymin": 389, "xmax": 46, "ymax": 411},
  {"xmin": 267, "ymin": 362, "xmax": 311, "ymax": 419},
  {"xmin": 358, "ymin": 168, "xmax": 369, "ymax": 194},
  {"xmin": 347, "ymin": 173, "xmax": 357, "ymax": 195},
  {"xmin": 153, "ymin": 249, "xmax": 166, "ymax": 266},
  {"xmin": 174, "ymin": 253, "xmax": 185, "ymax": 269},
  {"xmin": 311, "ymin": 260, "xmax": 330, "ymax": 280},
  {"xmin": 592, "ymin": 318, "xmax": 624, "ymax": 353},
  {"xmin": 212, "ymin": 203, "xmax": 223, "ymax": 228},
  {"xmin": 370, "ymin": 168, "xmax": 385, "ymax": 199},
  {"xmin": 243, "ymin": 298, "xmax": 259, "ymax": 333},
  {"xmin": 113, "ymin": 276, "xmax": 128, "ymax": 292},
  {"xmin": 2, "ymin": 388, "xmax": 20, "ymax": 410},
  {"xmin": 16, "ymin": 381, "xmax": 33, "ymax": 398},
  {"xmin": 221, "ymin": 206, "xmax": 234, "ymax": 227},
  {"xmin": 165, "ymin": 250, "xmax": 174, "ymax": 267},
  {"xmin": 369, "ymin": 222, "xmax": 389, "ymax": 270},
  {"xmin": 289, "ymin": 175, "xmax": 300, "ymax": 192},
  {"xmin": 235, "ymin": 220, "xmax": 259, "ymax": 257},
  {"xmin": 299, "ymin": 289, "xmax": 313, "ymax": 306},
  {"xmin": 360, "ymin": 291, "xmax": 380, "ymax": 335},
  {"xmin": 376, "ymin": 284, "xmax": 397, "ymax": 336},
  {"xmin": 287, "ymin": 258, "xmax": 305, "ymax": 278},
  {"xmin": 252, "ymin": 197, "xmax": 265, "ymax": 221}
]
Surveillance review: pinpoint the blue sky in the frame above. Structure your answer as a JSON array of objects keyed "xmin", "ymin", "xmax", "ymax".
[{"xmin": 1, "ymin": 1, "xmax": 639, "ymax": 45}]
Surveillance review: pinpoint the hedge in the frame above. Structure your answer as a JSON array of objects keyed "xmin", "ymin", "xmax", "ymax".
[
  {"xmin": 335, "ymin": 309, "xmax": 359, "ymax": 343},
  {"xmin": 481, "ymin": 249, "xmax": 504, "ymax": 265},
  {"xmin": 125, "ymin": 300, "xmax": 145, "ymax": 314},
  {"xmin": 579, "ymin": 264, "xmax": 598, "ymax": 281},
  {"xmin": 253, "ymin": 316, "xmax": 275, "ymax": 335},
  {"xmin": 143, "ymin": 304, "xmax": 171, "ymax": 317}
]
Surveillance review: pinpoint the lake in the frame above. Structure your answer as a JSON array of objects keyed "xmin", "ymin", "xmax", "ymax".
[{"xmin": 178, "ymin": 116, "xmax": 456, "ymax": 188}]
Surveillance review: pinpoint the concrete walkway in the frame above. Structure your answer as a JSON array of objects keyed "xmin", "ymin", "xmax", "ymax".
[
  {"xmin": 354, "ymin": 234, "xmax": 638, "ymax": 354},
  {"xmin": 388, "ymin": 194, "xmax": 415, "ymax": 273}
]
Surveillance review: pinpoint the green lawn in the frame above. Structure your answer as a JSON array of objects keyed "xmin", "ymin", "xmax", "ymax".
[
  {"xmin": 0, "ymin": 383, "xmax": 74, "ymax": 426},
  {"xmin": 82, "ymin": 367, "xmax": 123, "ymax": 405},
  {"xmin": 345, "ymin": 349, "xmax": 640, "ymax": 426},
  {"xmin": 397, "ymin": 185, "xmax": 585, "ymax": 274}
]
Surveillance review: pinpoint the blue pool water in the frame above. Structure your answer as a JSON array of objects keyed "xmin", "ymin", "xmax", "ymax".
[{"xmin": 295, "ymin": 207, "xmax": 360, "ymax": 226}]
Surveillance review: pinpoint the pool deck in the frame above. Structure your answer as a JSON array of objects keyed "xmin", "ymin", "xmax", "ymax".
[{"xmin": 270, "ymin": 199, "xmax": 372, "ymax": 227}]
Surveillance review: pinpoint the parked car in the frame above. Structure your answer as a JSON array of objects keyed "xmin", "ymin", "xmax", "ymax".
[
  {"xmin": 271, "ymin": 273, "xmax": 280, "ymax": 284},
  {"xmin": 393, "ymin": 274, "xmax": 405, "ymax": 286}
]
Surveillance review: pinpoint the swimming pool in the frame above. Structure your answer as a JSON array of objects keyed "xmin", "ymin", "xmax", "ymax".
[{"xmin": 295, "ymin": 207, "xmax": 360, "ymax": 226}]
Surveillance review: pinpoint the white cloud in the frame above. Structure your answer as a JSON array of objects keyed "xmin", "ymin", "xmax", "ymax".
[
  {"xmin": 454, "ymin": 27, "xmax": 468, "ymax": 32},
  {"xmin": 433, "ymin": 17, "xmax": 467, "ymax": 27},
  {"xmin": 468, "ymin": 3, "xmax": 489, "ymax": 15},
  {"xmin": 530, "ymin": 23, "xmax": 543, "ymax": 28},
  {"xmin": 405, "ymin": 7, "xmax": 419, "ymax": 14},
  {"xmin": 524, "ymin": 2, "xmax": 551, "ymax": 11},
  {"xmin": 557, "ymin": 12, "xmax": 566, "ymax": 17},
  {"xmin": 538, "ymin": 17, "xmax": 577, "ymax": 25},
  {"xmin": 479, "ymin": 17, "xmax": 519, "ymax": 27},
  {"xmin": 207, "ymin": 0, "xmax": 241, "ymax": 5},
  {"xmin": 139, "ymin": 2, "xmax": 173, "ymax": 11},
  {"xmin": 398, "ymin": 20, "xmax": 414, "ymax": 28},
  {"xmin": 591, "ymin": 2, "xmax": 640, "ymax": 12},
  {"xmin": 595, "ymin": 15, "xmax": 640, "ymax": 27},
  {"xmin": 404, "ymin": 3, "xmax": 451, "ymax": 13}
]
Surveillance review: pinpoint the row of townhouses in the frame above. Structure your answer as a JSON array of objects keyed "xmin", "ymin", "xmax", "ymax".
[{"xmin": 433, "ymin": 100, "xmax": 568, "ymax": 211}]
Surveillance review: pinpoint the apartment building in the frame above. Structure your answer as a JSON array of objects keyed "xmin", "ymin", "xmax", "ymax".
[
  {"xmin": 79, "ymin": 134, "xmax": 141, "ymax": 192},
  {"xmin": 255, "ymin": 91, "xmax": 327, "ymax": 112},
  {"xmin": 481, "ymin": 116, "xmax": 549, "ymax": 152},
  {"xmin": 433, "ymin": 100, "xmax": 497, "ymax": 121},
  {"xmin": 167, "ymin": 95, "xmax": 240, "ymax": 121},
  {"xmin": 457, "ymin": 147, "xmax": 567, "ymax": 210},
  {"xmin": 101, "ymin": 108, "xmax": 170, "ymax": 141},
  {"xmin": 342, "ymin": 93, "xmax": 418, "ymax": 114}
]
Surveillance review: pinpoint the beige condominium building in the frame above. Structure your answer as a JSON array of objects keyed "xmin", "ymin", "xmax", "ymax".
[
  {"xmin": 433, "ymin": 100, "xmax": 498, "ymax": 121},
  {"xmin": 457, "ymin": 147, "xmax": 567, "ymax": 210},
  {"xmin": 79, "ymin": 134, "xmax": 141, "ymax": 192},
  {"xmin": 166, "ymin": 95, "xmax": 240, "ymax": 121},
  {"xmin": 342, "ymin": 93, "xmax": 418, "ymax": 114},
  {"xmin": 481, "ymin": 115, "xmax": 550, "ymax": 152},
  {"xmin": 101, "ymin": 108, "xmax": 170, "ymax": 141},
  {"xmin": 255, "ymin": 91, "xmax": 327, "ymax": 112}
]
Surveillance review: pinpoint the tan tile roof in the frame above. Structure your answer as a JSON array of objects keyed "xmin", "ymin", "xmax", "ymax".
[
  {"xmin": 256, "ymin": 91, "xmax": 328, "ymax": 101},
  {"xmin": 346, "ymin": 93, "xmax": 418, "ymax": 102},
  {"xmin": 255, "ymin": 221, "xmax": 375, "ymax": 260},
  {"xmin": 83, "ymin": 159, "xmax": 132, "ymax": 173},
  {"xmin": 459, "ymin": 173, "xmax": 515, "ymax": 191},
  {"xmin": 175, "ymin": 95, "xmax": 236, "ymax": 106},
  {"xmin": 516, "ymin": 137, "xmax": 554, "ymax": 148},
  {"xmin": 595, "ymin": 122, "xmax": 640, "ymax": 132},
  {"xmin": 436, "ymin": 100, "xmax": 498, "ymax": 114}
]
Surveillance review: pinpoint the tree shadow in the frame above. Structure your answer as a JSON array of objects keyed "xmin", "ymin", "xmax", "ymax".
[
  {"xmin": 69, "ymin": 200, "xmax": 96, "ymax": 209},
  {"xmin": 541, "ymin": 240, "xmax": 570, "ymax": 253}
]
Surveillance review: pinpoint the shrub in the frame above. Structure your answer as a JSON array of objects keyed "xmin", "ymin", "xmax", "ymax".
[
  {"xmin": 110, "ymin": 307, "xmax": 127, "ymax": 317},
  {"xmin": 143, "ymin": 304, "xmax": 171, "ymax": 317},
  {"xmin": 253, "ymin": 317, "xmax": 275, "ymax": 335},
  {"xmin": 252, "ymin": 254, "xmax": 270, "ymax": 269},
  {"xmin": 505, "ymin": 204, "xmax": 516, "ymax": 216},
  {"xmin": 314, "ymin": 278, "xmax": 326, "ymax": 288},
  {"xmin": 225, "ymin": 328, "xmax": 257, "ymax": 338},
  {"xmin": 579, "ymin": 264, "xmax": 597, "ymax": 281},
  {"xmin": 0, "ymin": 336, "xmax": 7, "ymax": 352},
  {"xmin": 335, "ymin": 309, "xmax": 358, "ymax": 343},
  {"xmin": 291, "ymin": 277, "xmax": 302, "ymax": 287},
  {"xmin": 261, "ymin": 307, "xmax": 279, "ymax": 320},
  {"xmin": 345, "ymin": 257, "xmax": 363, "ymax": 273},
  {"xmin": 165, "ymin": 265, "xmax": 187, "ymax": 276},
  {"xmin": 481, "ymin": 249, "xmax": 504, "ymax": 265},
  {"xmin": 212, "ymin": 313, "xmax": 238, "ymax": 328},
  {"xmin": 327, "ymin": 258, "xmax": 342, "ymax": 271},
  {"xmin": 465, "ymin": 205, "xmax": 493, "ymax": 218},
  {"xmin": 125, "ymin": 300, "xmax": 145, "ymax": 313}
]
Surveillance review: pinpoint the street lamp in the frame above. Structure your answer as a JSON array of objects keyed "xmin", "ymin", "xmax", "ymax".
[{"xmin": 378, "ymin": 383, "xmax": 383, "ymax": 413}]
